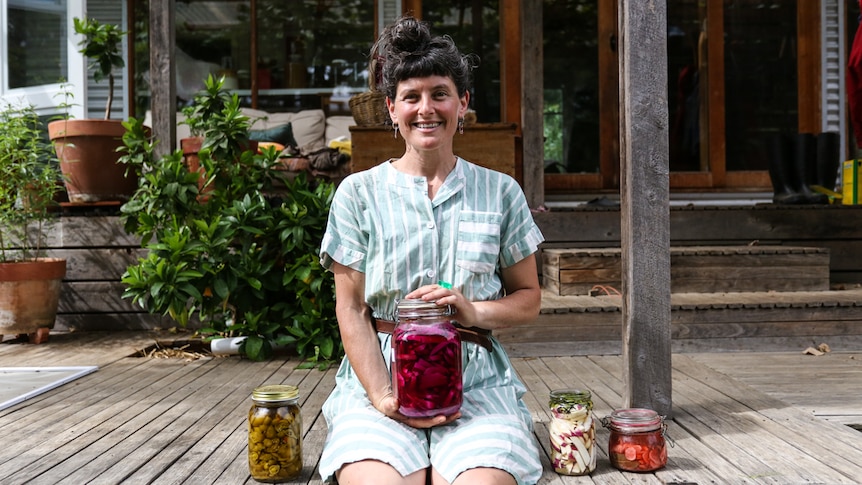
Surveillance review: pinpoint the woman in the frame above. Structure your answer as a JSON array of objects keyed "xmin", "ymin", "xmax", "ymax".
[{"xmin": 318, "ymin": 16, "xmax": 544, "ymax": 485}]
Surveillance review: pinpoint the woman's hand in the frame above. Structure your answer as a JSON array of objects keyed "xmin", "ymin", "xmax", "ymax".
[
  {"xmin": 373, "ymin": 391, "xmax": 461, "ymax": 428},
  {"xmin": 405, "ymin": 283, "xmax": 480, "ymax": 328},
  {"xmin": 407, "ymin": 256, "xmax": 542, "ymax": 331}
]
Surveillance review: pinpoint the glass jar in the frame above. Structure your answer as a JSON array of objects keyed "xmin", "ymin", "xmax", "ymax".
[
  {"xmin": 392, "ymin": 298, "xmax": 463, "ymax": 417},
  {"xmin": 548, "ymin": 389, "xmax": 596, "ymax": 475},
  {"xmin": 248, "ymin": 385, "xmax": 302, "ymax": 483},
  {"xmin": 603, "ymin": 408, "xmax": 668, "ymax": 472}
]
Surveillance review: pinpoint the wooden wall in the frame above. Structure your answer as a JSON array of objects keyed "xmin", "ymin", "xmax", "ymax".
[
  {"xmin": 35, "ymin": 215, "xmax": 170, "ymax": 331},
  {"xmin": 535, "ymin": 204, "xmax": 862, "ymax": 285},
  {"xmin": 5, "ymin": 206, "xmax": 861, "ymax": 331}
]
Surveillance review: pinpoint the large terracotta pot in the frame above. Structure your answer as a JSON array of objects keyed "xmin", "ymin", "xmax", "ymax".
[
  {"xmin": 48, "ymin": 119, "xmax": 139, "ymax": 203},
  {"xmin": 0, "ymin": 258, "xmax": 66, "ymax": 341}
]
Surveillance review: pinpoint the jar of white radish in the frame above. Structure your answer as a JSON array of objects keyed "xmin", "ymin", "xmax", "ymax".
[{"xmin": 548, "ymin": 389, "xmax": 596, "ymax": 475}]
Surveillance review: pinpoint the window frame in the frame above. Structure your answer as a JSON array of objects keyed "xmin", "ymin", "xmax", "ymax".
[{"xmin": 0, "ymin": 0, "xmax": 86, "ymax": 117}]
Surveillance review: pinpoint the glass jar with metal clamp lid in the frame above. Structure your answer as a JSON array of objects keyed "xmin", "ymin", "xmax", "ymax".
[
  {"xmin": 392, "ymin": 298, "xmax": 463, "ymax": 417},
  {"xmin": 602, "ymin": 407, "xmax": 668, "ymax": 472}
]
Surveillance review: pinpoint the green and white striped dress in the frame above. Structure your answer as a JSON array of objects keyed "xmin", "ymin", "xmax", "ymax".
[{"xmin": 318, "ymin": 158, "xmax": 544, "ymax": 485}]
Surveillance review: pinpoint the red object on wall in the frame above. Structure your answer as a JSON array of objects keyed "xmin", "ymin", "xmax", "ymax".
[
  {"xmin": 258, "ymin": 68, "xmax": 271, "ymax": 90},
  {"xmin": 847, "ymin": 1, "xmax": 862, "ymax": 145}
]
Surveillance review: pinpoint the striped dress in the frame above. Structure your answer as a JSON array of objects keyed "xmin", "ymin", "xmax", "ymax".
[{"xmin": 318, "ymin": 158, "xmax": 544, "ymax": 485}]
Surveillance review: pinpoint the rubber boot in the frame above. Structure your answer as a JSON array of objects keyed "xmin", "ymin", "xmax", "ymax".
[
  {"xmin": 816, "ymin": 131, "xmax": 841, "ymax": 193},
  {"xmin": 767, "ymin": 133, "xmax": 806, "ymax": 204},
  {"xmin": 793, "ymin": 133, "xmax": 829, "ymax": 204}
]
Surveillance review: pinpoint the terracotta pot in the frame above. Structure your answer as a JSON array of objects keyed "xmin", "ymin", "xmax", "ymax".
[
  {"xmin": 0, "ymin": 258, "xmax": 66, "ymax": 335},
  {"xmin": 48, "ymin": 119, "xmax": 141, "ymax": 203},
  {"xmin": 181, "ymin": 137, "xmax": 258, "ymax": 200}
]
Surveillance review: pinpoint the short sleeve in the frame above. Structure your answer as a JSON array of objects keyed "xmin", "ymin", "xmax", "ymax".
[
  {"xmin": 319, "ymin": 174, "xmax": 368, "ymax": 272},
  {"xmin": 499, "ymin": 179, "xmax": 544, "ymax": 268}
]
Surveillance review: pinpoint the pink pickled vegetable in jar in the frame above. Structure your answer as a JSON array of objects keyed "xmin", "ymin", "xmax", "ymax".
[
  {"xmin": 603, "ymin": 408, "xmax": 668, "ymax": 472},
  {"xmin": 392, "ymin": 299, "xmax": 463, "ymax": 418}
]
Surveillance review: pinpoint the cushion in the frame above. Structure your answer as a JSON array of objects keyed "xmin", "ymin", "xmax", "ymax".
[
  {"xmin": 145, "ymin": 108, "xmax": 327, "ymax": 150},
  {"xmin": 325, "ymin": 116, "xmax": 356, "ymax": 143},
  {"xmin": 242, "ymin": 108, "xmax": 326, "ymax": 149},
  {"xmin": 249, "ymin": 123, "xmax": 297, "ymax": 147}
]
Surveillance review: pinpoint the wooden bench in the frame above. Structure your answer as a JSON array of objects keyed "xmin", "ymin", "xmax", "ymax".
[{"xmin": 542, "ymin": 245, "xmax": 831, "ymax": 295}]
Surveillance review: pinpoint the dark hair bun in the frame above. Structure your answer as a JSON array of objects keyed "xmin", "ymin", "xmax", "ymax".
[
  {"xmin": 387, "ymin": 17, "xmax": 431, "ymax": 56},
  {"xmin": 372, "ymin": 15, "xmax": 476, "ymax": 99}
]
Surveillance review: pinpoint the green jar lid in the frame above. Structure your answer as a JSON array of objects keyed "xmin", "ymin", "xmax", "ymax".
[{"xmin": 252, "ymin": 384, "xmax": 299, "ymax": 402}]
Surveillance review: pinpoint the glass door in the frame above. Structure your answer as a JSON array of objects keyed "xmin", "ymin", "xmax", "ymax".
[{"xmin": 542, "ymin": 0, "xmax": 813, "ymax": 195}]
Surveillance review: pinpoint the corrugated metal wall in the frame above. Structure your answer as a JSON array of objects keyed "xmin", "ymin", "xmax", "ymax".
[
  {"xmin": 821, "ymin": 0, "xmax": 845, "ymax": 151},
  {"xmin": 85, "ymin": 0, "xmax": 128, "ymax": 120},
  {"xmin": 378, "ymin": 0, "xmax": 402, "ymax": 34}
]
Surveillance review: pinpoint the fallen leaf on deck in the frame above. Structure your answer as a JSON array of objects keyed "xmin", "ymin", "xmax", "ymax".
[{"xmin": 803, "ymin": 347, "xmax": 824, "ymax": 356}]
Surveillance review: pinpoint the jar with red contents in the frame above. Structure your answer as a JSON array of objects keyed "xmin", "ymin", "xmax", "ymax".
[
  {"xmin": 602, "ymin": 408, "xmax": 668, "ymax": 472},
  {"xmin": 392, "ymin": 299, "xmax": 463, "ymax": 418}
]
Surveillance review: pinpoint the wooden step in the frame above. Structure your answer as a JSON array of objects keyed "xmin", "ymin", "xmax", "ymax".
[
  {"xmin": 496, "ymin": 287, "xmax": 862, "ymax": 357},
  {"xmin": 542, "ymin": 245, "xmax": 830, "ymax": 295}
]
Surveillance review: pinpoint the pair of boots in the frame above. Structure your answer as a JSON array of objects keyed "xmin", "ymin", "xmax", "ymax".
[{"xmin": 767, "ymin": 132, "xmax": 840, "ymax": 204}]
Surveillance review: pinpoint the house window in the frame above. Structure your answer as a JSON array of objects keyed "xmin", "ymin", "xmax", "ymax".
[
  {"xmin": 420, "ymin": 2, "xmax": 502, "ymax": 123},
  {"xmin": 133, "ymin": 0, "xmax": 375, "ymax": 115},
  {"xmin": 540, "ymin": 0, "xmax": 812, "ymax": 195},
  {"xmin": 1, "ymin": 0, "xmax": 83, "ymax": 114},
  {"xmin": 6, "ymin": 0, "xmax": 67, "ymax": 89}
]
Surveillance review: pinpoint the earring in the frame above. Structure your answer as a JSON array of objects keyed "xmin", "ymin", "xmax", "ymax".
[
  {"xmin": 458, "ymin": 118, "xmax": 464, "ymax": 135},
  {"xmin": 393, "ymin": 123, "xmax": 399, "ymax": 139}
]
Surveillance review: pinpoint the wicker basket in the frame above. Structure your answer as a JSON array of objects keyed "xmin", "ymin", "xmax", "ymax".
[{"xmin": 349, "ymin": 91, "xmax": 389, "ymax": 126}]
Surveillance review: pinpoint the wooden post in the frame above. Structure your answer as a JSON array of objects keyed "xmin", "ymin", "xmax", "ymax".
[
  {"xmin": 521, "ymin": 0, "xmax": 544, "ymax": 209},
  {"xmin": 149, "ymin": 0, "xmax": 176, "ymax": 159},
  {"xmin": 618, "ymin": 0, "xmax": 672, "ymax": 416}
]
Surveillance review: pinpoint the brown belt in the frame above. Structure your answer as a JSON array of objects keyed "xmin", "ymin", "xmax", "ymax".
[{"xmin": 372, "ymin": 317, "xmax": 494, "ymax": 353}]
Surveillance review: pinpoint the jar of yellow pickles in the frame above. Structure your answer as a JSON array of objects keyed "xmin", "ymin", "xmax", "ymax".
[{"xmin": 248, "ymin": 385, "xmax": 302, "ymax": 482}]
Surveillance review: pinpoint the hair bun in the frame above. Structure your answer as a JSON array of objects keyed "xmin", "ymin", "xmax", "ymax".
[{"xmin": 387, "ymin": 17, "xmax": 431, "ymax": 55}]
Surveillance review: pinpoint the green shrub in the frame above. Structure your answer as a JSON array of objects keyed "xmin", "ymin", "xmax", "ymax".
[{"xmin": 119, "ymin": 76, "xmax": 340, "ymax": 367}]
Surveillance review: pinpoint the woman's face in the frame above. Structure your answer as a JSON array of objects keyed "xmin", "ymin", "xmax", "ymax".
[{"xmin": 387, "ymin": 75, "xmax": 469, "ymax": 154}]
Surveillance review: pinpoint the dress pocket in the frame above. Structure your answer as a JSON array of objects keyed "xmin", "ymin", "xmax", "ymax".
[{"xmin": 456, "ymin": 211, "xmax": 502, "ymax": 274}]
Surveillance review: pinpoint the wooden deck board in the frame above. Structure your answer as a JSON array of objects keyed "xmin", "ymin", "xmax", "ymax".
[
  {"xmin": 2, "ymin": 333, "xmax": 862, "ymax": 484},
  {"xmin": 689, "ymin": 352, "xmax": 862, "ymax": 425}
]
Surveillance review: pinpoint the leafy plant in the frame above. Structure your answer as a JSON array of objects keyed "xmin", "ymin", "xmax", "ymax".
[
  {"xmin": 0, "ymin": 102, "xmax": 63, "ymax": 262},
  {"xmin": 119, "ymin": 76, "xmax": 340, "ymax": 366},
  {"xmin": 73, "ymin": 17, "xmax": 127, "ymax": 119},
  {"xmin": 181, "ymin": 73, "xmax": 234, "ymax": 138}
]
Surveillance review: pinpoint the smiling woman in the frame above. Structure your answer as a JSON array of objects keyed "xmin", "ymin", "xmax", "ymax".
[{"xmin": 318, "ymin": 16, "xmax": 544, "ymax": 485}]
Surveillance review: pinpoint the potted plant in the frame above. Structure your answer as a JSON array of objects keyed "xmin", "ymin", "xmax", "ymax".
[
  {"xmin": 178, "ymin": 74, "xmax": 251, "ymax": 195},
  {"xmin": 118, "ymin": 80, "xmax": 340, "ymax": 366},
  {"xmin": 47, "ymin": 17, "xmax": 140, "ymax": 203},
  {"xmin": 0, "ymin": 102, "xmax": 67, "ymax": 344}
]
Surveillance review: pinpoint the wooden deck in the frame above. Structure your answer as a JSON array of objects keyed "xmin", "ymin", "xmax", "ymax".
[{"xmin": 1, "ymin": 332, "xmax": 861, "ymax": 484}]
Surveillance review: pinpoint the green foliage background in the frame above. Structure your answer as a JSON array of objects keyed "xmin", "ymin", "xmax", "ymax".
[{"xmin": 119, "ymin": 78, "xmax": 340, "ymax": 366}]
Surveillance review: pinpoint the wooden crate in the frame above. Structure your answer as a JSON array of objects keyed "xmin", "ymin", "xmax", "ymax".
[{"xmin": 542, "ymin": 245, "xmax": 831, "ymax": 295}]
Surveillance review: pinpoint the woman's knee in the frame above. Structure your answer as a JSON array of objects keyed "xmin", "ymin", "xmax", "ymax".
[
  {"xmin": 336, "ymin": 460, "xmax": 427, "ymax": 485},
  {"xmin": 438, "ymin": 466, "xmax": 517, "ymax": 485}
]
